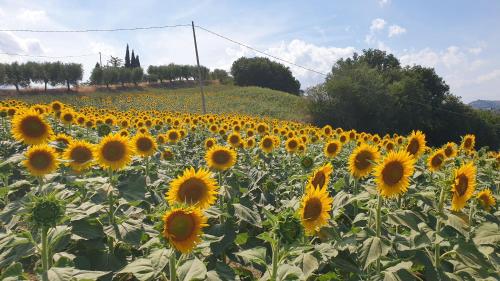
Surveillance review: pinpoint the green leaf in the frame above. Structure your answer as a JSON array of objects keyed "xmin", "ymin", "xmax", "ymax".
[
  {"xmin": 276, "ymin": 264, "xmax": 303, "ymax": 281},
  {"xmin": 473, "ymin": 222, "xmax": 500, "ymax": 245},
  {"xmin": 117, "ymin": 172, "xmax": 147, "ymax": 202},
  {"xmin": 233, "ymin": 203, "xmax": 262, "ymax": 227},
  {"xmin": 116, "ymin": 248, "xmax": 171, "ymax": 281},
  {"xmin": 47, "ymin": 267, "xmax": 110, "ymax": 281},
  {"xmin": 360, "ymin": 236, "xmax": 391, "ymax": 270},
  {"xmin": 71, "ymin": 218, "xmax": 104, "ymax": 240},
  {"xmin": 235, "ymin": 232, "xmax": 249, "ymax": 245},
  {"xmin": 297, "ymin": 253, "xmax": 319, "ymax": 278},
  {"xmin": 0, "ymin": 233, "xmax": 34, "ymax": 268},
  {"xmin": 206, "ymin": 262, "xmax": 236, "ymax": 281},
  {"xmin": 383, "ymin": 261, "xmax": 415, "ymax": 281},
  {"xmin": 386, "ymin": 210, "xmax": 424, "ymax": 232},
  {"xmin": 235, "ymin": 247, "xmax": 267, "ymax": 266},
  {"xmin": 177, "ymin": 258, "xmax": 207, "ymax": 281},
  {"xmin": 104, "ymin": 219, "xmax": 144, "ymax": 246},
  {"xmin": 444, "ymin": 212, "xmax": 468, "ymax": 236},
  {"xmin": 0, "ymin": 262, "xmax": 24, "ymax": 281}
]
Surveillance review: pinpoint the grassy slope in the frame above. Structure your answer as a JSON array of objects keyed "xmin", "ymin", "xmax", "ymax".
[{"xmin": 2, "ymin": 84, "xmax": 309, "ymax": 121}]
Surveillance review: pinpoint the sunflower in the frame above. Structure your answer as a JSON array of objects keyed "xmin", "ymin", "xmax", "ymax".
[
  {"xmin": 132, "ymin": 133, "xmax": 157, "ymax": 157},
  {"xmin": 60, "ymin": 109, "xmax": 75, "ymax": 125},
  {"xmin": 11, "ymin": 109, "xmax": 54, "ymax": 145},
  {"xmin": 461, "ymin": 134, "xmax": 475, "ymax": 151},
  {"xmin": 205, "ymin": 145, "xmax": 237, "ymax": 171},
  {"xmin": 63, "ymin": 140, "xmax": 94, "ymax": 171},
  {"xmin": 167, "ymin": 167, "xmax": 218, "ymax": 209},
  {"xmin": 285, "ymin": 137, "xmax": 300, "ymax": 153},
  {"xmin": 161, "ymin": 148, "xmax": 174, "ymax": 160},
  {"xmin": 450, "ymin": 162, "xmax": 477, "ymax": 211},
  {"xmin": 227, "ymin": 132, "xmax": 242, "ymax": 148},
  {"xmin": 204, "ymin": 138, "xmax": 217, "ymax": 150},
  {"xmin": 476, "ymin": 188, "xmax": 496, "ymax": 211},
  {"xmin": 308, "ymin": 163, "xmax": 333, "ymax": 190},
  {"xmin": 427, "ymin": 149, "xmax": 445, "ymax": 172},
  {"xmin": 260, "ymin": 135, "xmax": 275, "ymax": 153},
  {"xmin": 405, "ymin": 131, "xmax": 426, "ymax": 158},
  {"xmin": 95, "ymin": 134, "xmax": 134, "ymax": 171},
  {"xmin": 166, "ymin": 129, "xmax": 180, "ymax": 144},
  {"xmin": 23, "ymin": 144, "xmax": 59, "ymax": 176},
  {"xmin": 162, "ymin": 207, "xmax": 207, "ymax": 253},
  {"xmin": 348, "ymin": 144, "xmax": 380, "ymax": 178},
  {"xmin": 50, "ymin": 101, "xmax": 63, "ymax": 113},
  {"xmin": 443, "ymin": 142, "xmax": 457, "ymax": 158},
  {"xmin": 374, "ymin": 150, "xmax": 415, "ymax": 198},
  {"xmin": 323, "ymin": 140, "xmax": 342, "ymax": 158},
  {"xmin": 299, "ymin": 185, "xmax": 333, "ymax": 235}
]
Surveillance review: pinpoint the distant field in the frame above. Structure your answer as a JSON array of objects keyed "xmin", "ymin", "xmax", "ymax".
[{"xmin": 0, "ymin": 84, "xmax": 310, "ymax": 122}]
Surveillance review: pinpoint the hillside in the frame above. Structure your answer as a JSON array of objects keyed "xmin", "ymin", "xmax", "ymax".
[
  {"xmin": 0, "ymin": 84, "xmax": 309, "ymax": 122},
  {"xmin": 469, "ymin": 99, "xmax": 500, "ymax": 111}
]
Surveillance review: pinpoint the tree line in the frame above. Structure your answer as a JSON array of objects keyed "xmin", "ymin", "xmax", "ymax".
[
  {"xmin": 90, "ymin": 65, "xmax": 144, "ymax": 88},
  {"xmin": 146, "ymin": 64, "xmax": 210, "ymax": 83},
  {"xmin": 308, "ymin": 49, "xmax": 499, "ymax": 149},
  {"xmin": 0, "ymin": 62, "xmax": 83, "ymax": 92}
]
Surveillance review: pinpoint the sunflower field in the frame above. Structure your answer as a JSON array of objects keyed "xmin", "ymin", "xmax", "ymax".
[{"xmin": 0, "ymin": 98, "xmax": 498, "ymax": 281}]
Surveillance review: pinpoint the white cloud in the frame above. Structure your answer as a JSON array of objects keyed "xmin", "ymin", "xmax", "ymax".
[
  {"xmin": 468, "ymin": 47, "xmax": 482, "ymax": 55},
  {"xmin": 0, "ymin": 32, "xmax": 44, "ymax": 55},
  {"xmin": 388, "ymin": 25, "xmax": 406, "ymax": 37},
  {"xmin": 475, "ymin": 69, "xmax": 500, "ymax": 83},
  {"xmin": 16, "ymin": 9, "xmax": 48, "ymax": 23},
  {"xmin": 370, "ymin": 18, "xmax": 387, "ymax": 31},
  {"xmin": 378, "ymin": 0, "xmax": 391, "ymax": 7}
]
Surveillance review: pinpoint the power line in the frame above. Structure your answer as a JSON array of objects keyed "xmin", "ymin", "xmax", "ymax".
[
  {"xmin": 0, "ymin": 24, "xmax": 191, "ymax": 33},
  {"xmin": 195, "ymin": 25, "xmax": 329, "ymax": 77},
  {"xmin": 0, "ymin": 52, "xmax": 98, "ymax": 59}
]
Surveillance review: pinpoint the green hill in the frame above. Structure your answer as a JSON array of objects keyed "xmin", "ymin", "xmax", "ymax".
[{"xmin": 1, "ymin": 84, "xmax": 310, "ymax": 122}]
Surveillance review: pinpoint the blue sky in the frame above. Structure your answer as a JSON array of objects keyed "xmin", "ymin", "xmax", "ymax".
[{"xmin": 0, "ymin": 0, "xmax": 499, "ymax": 102}]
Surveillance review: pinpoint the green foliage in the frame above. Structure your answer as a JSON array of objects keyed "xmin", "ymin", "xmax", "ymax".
[
  {"xmin": 231, "ymin": 56, "xmax": 301, "ymax": 95},
  {"xmin": 147, "ymin": 64, "xmax": 209, "ymax": 83},
  {"xmin": 308, "ymin": 49, "xmax": 500, "ymax": 149}
]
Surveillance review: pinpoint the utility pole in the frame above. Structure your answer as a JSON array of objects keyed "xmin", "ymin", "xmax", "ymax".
[
  {"xmin": 191, "ymin": 21, "xmax": 207, "ymax": 114},
  {"xmin": 99, "ymin": 52, "xmax": 102, "ymax": 67}
]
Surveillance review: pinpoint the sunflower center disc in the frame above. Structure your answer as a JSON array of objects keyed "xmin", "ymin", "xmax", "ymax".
[
  {"xmin": 311, "ymin": 172, "xmax": 326, "ymax": 188},
  {"xmin": 71, "ymin": 146, "xmax": 92, "ymax": 163},
  {"xmin": 213, "ymin": 150, "xmax": 230, "ymax": 165},
  {"xmin": 178, "ymin": 178, "xmax": 207, "ymax": 205},
  {"xmin": 230, "ymin": 136, "xmax": 239, "ymax": 144},
  {"xmin": 444, "ymin": 147, "xmax": 452, "ymax": 157},
  {"xmin": 456, "ymin": 174, "xmax": 469, "ymax": 196},
  {"xmin": 304, "ymin": 197, "xmax": 322, "ymax": 220},
  {"xmin": 102, "ymin": 141, "xmax": 125, "ymax": 162},
  {"xmin": 355, "ymin": 151, "xmax": 373, "ymax": 170},
  {"xmin": 168, "ymin": 213, "xmax": 195, "ymax": 241},
  {"xmin": 382, "ymin": 161, "xmax": 404, "ymax": 186},
  {"xmin": 137, "ymin": 138, "xmax": 153, "ymax": 152},
  {"xmin": 21, "ymin": 116, "xmax": 45, "ymax": 138},
  {"xmin": 327, "ymin": 143, "xmax": 338, "ymax": 154},
  {"xmin": 30, "ymin": 151, "xmax": 52, "ymax": 170},
  {"xmin": 263, "ymin": 138, "xmax": 273, "ymax": 148},
  {"xmin": 407, "ymin": 139, "xmax": 419, "ymax": 155},
  {"xmin": 464, "ymin": 139, "xmax": 472, "ymax": 148},
  {"xmin": 431, "ymin": 154, "xmax": 444, "ymax": 168},
  {"xmin": 288, "ymin": 140, "xmax": 298, "ymax": 149}
]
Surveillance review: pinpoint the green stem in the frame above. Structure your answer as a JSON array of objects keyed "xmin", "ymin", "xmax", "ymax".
[
  {"xmin": 375, "ymin": 194, "xmax": 382, "ymax": 275},
  {"xmin": 353, "ymin": 178, "xmax": 358, "ymax": 217},
  {"xmin": 108, "ymin": 169, "xmax": 115, "ymax": 225},
  {"xmin": 435, "ymin": 183, "xmax": 446, "ymax": 268},
  {"xmin": 169, "ymin": 251, "xmax": 177, "ymax": 281},
  {"xmin": 271, "ymin": 241, "xmax": 279, "ymax": 281},
  {"xmin": 468, "ymin": 202, "xmax": 475, "ymax": 241},
  {"xmin": 41, "ymin": 227, "xmax": 49, "ymax": 281}
]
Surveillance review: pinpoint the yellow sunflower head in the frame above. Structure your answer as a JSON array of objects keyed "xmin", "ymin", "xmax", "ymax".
[
  {"xmin": 166, "ymin": 129, "xmax": 180, "ymax": 144},
  {"xmin": 450, "ymin": 162, "xmax": 477, "ymax": 211},
  {"xmin": 461, "ymin": 134, "xmax": 475, "ymax": 151},
  {"xmin": 11, "ymin": 109, "xmax": 54, "ymax": 145},
  {"xmin": 63, "ymin": 140, "xmax": 94, "ymax": 171},
  {"xmin": 132, "ymin": 133, "xmax": 157, "ymax": 157},
  {"xmin": 60, "ymin": 109, "xmax": 75, "ymax": 125},
  {"xmin": 260, "ymin": 135, "xmax": 275, "ymax": 153},
  {"xmin": 427, "ymin": 149, "xmax": 446, "ymax": 172},
  {"xmin": 476, "ymin": 188, "xmax": 496, "ymax": 211},
  {"xmin": 374, "ymin": 150, "xmax": 415, "ymax": 198},
  {"xmin": 299, "ymin": 185, "xmax": 333, "ymax": 235},
  {"xmin": 95, "ymin": 134, "xmax": 134, "ymax": 171},
  {"xmin": 205, "ymin": 145, "xmax": 237, "ymax": 171},
  {"xmin": 324, "ymin": 140, "xmax": 342, "ymax": 158},
  {"xmin": 161, "ymin": 148, "xmax": 174, "ymax": 160},
  {"xmin": 405, "ymin": 130, "xmax": 426, "ymax": 158},
  {"xmin": 167, "ymin": 167, "xmax": 218, "ymax": 209},
  {"xmin": 23, "ymin": 144, "xmax": 59, "ymax": 176},
  {"xmin": 227, "ymin": 132, "xmax": 242, "ymax": 148},
  {"xmin": 348, "ymin": 144, "xmax": 380, "ymax": 178},
  {"xmin": 162, "ymin": 207, "xmax": 208, "ymax": 253},
  {"xmin": 443, "ymin": 142, "xmax": 457, "ymax": 158},
  {"xmin": 308, "ymin": 163, "xmax": 333, "ymax": 190},
  {"xmin": 285, "ymin": 137, "xmax": 300, "ymax": 153}
]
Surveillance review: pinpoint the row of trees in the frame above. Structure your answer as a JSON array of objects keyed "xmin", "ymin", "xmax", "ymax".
[
  {"xmin": 146, "ymin": 64, "xmax": 210, "ymax": 83},
  {"xmin": 0, "ymin": 62, "xmax": 83, "ymax": 92},
  {"xmin": 89, "ymin": 64, "xmax": 143, "ymax": 88},
  {"xmin": 308, "ymin": 49, "xmax": 499, "ymax": 149}
]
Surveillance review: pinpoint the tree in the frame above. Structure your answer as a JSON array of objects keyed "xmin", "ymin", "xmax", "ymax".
[
  {"xmin": 131, "ymin": 67, "xmax": 143, "ymax": 85},
  {"xmin": 102, "ymin": 67, "xmax": 118, "ymax": 88},
  {"xmin": 108, "ymin": 56, "xmax": 123, "ymax": 67},
  {"xmin": 49, "ymin": 62, "xmax": 64, "ymax": 87},
  {"xmin": 61, "ymin": 63, "xmax": 83, "ymax": 91},
  {"xmin": 90, "ymin": 64, "xmax": 103, "ymax": 85},
  {"xmin": 125, "ymin": 44, "xmax": 131, "ymax": 68},
  {"xmin": 211, "ymin": 69, "xmax": 230, "ymax": 84},
  {"xmin": 4, "ymin": 62, "xmax": 31, "ymax": 92},
  {"xmin": 231, "ymin": 57, "xmax": 301, "ymax": 95},
  {"xmin": 131, "ymin": 50, "xmax": 136, "ymax": 67},
  {"xmin": 135, "ymin": 55, "xmax": 140, "ymax": 68}
]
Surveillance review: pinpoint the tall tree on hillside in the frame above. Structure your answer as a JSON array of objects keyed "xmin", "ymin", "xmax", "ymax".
[
  {"xmin": 131, "ymin": 50, "xmax": 136, "ymax": 67},
  {"xmin": 135, "ymin": 55, "xmax": 141, "ymax": 67},
  {"xmin": 125, "ymin": 44, "xmax": 131, "ymax": 68}
]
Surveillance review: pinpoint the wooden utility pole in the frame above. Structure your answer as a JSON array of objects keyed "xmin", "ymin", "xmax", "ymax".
[
  {"xmin": 99, "ymin": 52, "xmax": 102, "ymax": 67},
  {"xmin": 191, "ymin": 21, "xmax": 207, "ymax": 114}
]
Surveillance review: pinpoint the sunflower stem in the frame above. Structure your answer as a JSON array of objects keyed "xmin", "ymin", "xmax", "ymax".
[
  {"xmin": 169, "ymin": 251, "xmax": 177, "ymax": 281},
  {"xmin": 41, "ymin": 226, "xmax": 49, "ymax": 281},
  {"xmin": 435, "ymin": 181, "xmax": 446, "ymax": 269},
  {"xmin": 375, "ymin": 194, "xmax": 382, "ymax": 275},
  {"xmin": 108, "ymin": 169, "xmax": 115, "ymax": 225},
  {"xmin": 271, "ymin": 240, "xmax": 279, "ymax": 281},
  {"xmin": 468, "ymin": 202, "xmax": 475, "ymax": 241}
]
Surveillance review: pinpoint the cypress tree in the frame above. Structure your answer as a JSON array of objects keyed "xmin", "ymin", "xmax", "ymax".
[
  {"xmin": 135, "ymin": 55, "xmax": 141, "ymax": 67},
  {"xmin": 131, "ymin": 50, "xmax": 136, "ymax": 67},
  {"xmin": 125, "ymin": 44, "xmax": 131, "ymax": 68}
]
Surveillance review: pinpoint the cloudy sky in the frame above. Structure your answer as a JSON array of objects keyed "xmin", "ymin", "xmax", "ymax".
[{"xmin": 0, "ymin": 0, "xmax": 499, "ymax": 102}]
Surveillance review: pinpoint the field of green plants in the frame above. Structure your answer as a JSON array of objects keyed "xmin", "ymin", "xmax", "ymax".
[{"xmin": 0, "ymin": 96, "xmax": 498, "ymax": 281}]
